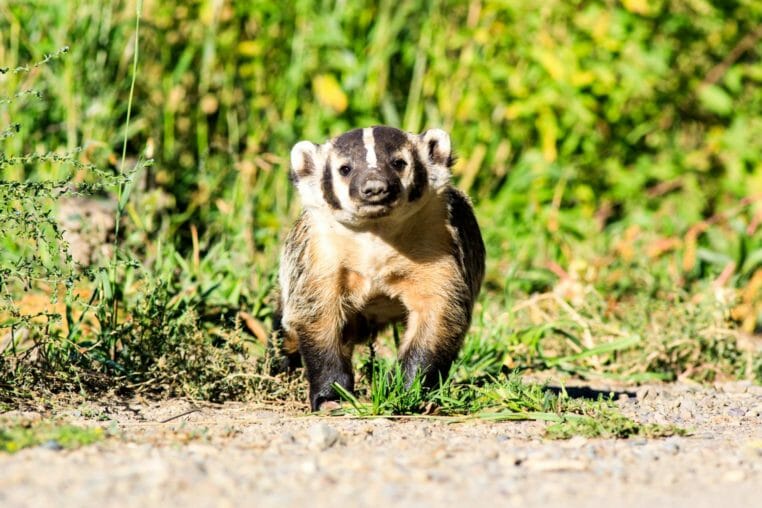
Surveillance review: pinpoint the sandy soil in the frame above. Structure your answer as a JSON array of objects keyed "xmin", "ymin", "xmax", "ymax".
[{"xmin": 2, "ymin": 380, "xmax": 761, "ymax": 508}]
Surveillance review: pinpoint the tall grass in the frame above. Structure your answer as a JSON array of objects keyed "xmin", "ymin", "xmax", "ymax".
[{"xmin": 1, "ymin": 0, "xmax": 761, "ymax": 405}]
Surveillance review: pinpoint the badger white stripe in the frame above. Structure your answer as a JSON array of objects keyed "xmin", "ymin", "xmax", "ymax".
[{"xmin": 363, "ymin": 128, "xmax": 377, "ymax": 169}]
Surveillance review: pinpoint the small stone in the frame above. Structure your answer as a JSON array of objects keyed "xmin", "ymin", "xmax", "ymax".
[
  {"xmin": 660, "ymin": 440, "xmax": 680, "ymax": 456},
  {"xmin": 40, "ymin": 440, "xmax": 63, "ymax": 451},
  {"xmin": 300, "ymin": 458, "xmax": 319, "ymax": 474},
  {"xmin": 523, "ymin": 458, "xmax": 589, "ymax": 472},
  {"xmin": 483, "ymin": 449, "xmax": 500, "ymax": 461},
  {"xmin": 427, "ymin": 470, "xmax": 451, "ymax": 483},
  {"xmin": 308, "ymin": 423, "xmax": 341, "ymax": 451},
  {"xmin": 726, "ymin": 407, "xmax": 746, "ymax": 417}
]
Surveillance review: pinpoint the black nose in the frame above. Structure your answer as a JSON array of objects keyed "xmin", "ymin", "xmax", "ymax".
[{"xmin": 360, "ymin": 179, "xmax": 389, "ymax": 201}]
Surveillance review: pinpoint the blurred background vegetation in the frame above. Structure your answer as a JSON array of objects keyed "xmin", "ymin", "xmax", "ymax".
[{"xmin": 1, "ymin": 0, "xmax": 761, "ymax": 402}]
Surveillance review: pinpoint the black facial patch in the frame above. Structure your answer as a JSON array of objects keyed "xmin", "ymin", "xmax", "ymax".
[
  {"xmin": 408, "ymin": 150, "xmax": 428, "ymax": 202},
  {"xmin": 372, "ymin": 126, "xmax": 409, "ymax": 156},
  {"xmin": 348, "ymin": 174, "xmax": 362, "ymax": 201},
  {"xmin": 321, "ymin": 160, "xmax": 342, "ymax": 210},
  {"xmin": 333, "ymin": 128, "xmax": 366, "ymax": 163}
]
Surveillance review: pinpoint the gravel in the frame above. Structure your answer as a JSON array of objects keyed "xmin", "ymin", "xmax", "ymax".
[{"xmin": 1, "ymin": 381, "xmax": 761, "ymax": 508}]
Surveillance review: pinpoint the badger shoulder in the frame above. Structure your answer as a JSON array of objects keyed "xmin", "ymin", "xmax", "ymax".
[{"xmin": 443, "ymin": 186, "xmax": 485, "ymax": 301}]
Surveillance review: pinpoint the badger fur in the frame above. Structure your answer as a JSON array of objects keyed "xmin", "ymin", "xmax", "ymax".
[{"xmin": 273, "ymin": 126, "xmax": 485, "ymax": 411}]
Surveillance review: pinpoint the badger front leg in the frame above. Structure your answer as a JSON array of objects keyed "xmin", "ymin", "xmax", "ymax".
[
  {"xmin": 397, "ymin": 285, "xmax": 472, "ymax": 390},
  {"xmin": 295, "ymin": 317, "xmax": 355, "ymax": 411}
]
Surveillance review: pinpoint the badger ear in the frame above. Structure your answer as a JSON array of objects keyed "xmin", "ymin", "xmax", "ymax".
[
  {"xmin": 419, "ymin": 129, "xmax": 453, "ymax": 189},
  {"xmin": 420, "ymin": 129, "xmax": 452, "ymax": 168},
  {"xmin": 290, "ymin": 141, "xmax": 319, "ymax": 182}
]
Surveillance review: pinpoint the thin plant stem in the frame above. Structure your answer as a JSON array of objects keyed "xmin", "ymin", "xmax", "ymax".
[{"xmin": 109, "ymin": 0, "xmax": 142, "ymax": 331}]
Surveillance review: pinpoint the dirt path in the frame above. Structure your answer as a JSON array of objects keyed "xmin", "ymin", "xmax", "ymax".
[{"xmin": 2, "ymin": 381, "xmax": 761, "ymax": 508}]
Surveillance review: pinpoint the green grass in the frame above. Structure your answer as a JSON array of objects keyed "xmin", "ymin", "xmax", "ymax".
[
  {"xmin": 330, "ymin": 360, "xmax": 685, "ymax": 439},
  {"xmin": 1, "ymin": 0, "xmax": 761, "ymax": 439},
  {"xmin": 0, "ymin": 420, "xmax": 104, "ymax": 453},
  {"xmin": 545, "ymin": 408, "xmax": 684, "ymax": 440}
]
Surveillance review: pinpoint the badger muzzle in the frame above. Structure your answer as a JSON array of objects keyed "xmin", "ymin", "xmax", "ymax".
[{"xmin": 350, "ymin": 170, "xmax": 401, "ymax": 208}]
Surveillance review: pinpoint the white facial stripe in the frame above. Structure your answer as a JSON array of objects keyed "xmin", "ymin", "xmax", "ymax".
[{"xmin": 363, "ymin": 128, "xmax": 377, "ymax": 169}]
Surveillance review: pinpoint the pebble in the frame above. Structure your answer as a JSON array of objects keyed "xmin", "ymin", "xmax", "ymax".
[
  {"xmin": 300, "ymin": 458, "xmax": 319, "ymax": 475},
  {"xmin": 522, "ymin": 458, "xmax": 589, "ymax": 472},
  {"xmin": 660, "ymin": 441, "xmax": 680, "ymax": 456},
  {"xmin": 40, "ymin": 440, "xmax": 63, "ymax": 451},
  {"xmin": 726, "ymin": 407, "xmax": 746, "ymax": 417},
  {"xmin": 308, "ymin": 423, "xmax": 341, "ymax": 451}
]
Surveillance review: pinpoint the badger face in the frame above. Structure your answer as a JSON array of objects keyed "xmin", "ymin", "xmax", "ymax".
[{"xmin": 290, "ymin": 126, "xmax": 453, "ymax": 228}]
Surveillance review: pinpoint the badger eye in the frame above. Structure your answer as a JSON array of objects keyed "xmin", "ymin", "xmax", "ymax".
[
  {"xmin": 391, "ymin": 158, "xmax": 407, "ymax": 172},
  {"xmin": 338, "ymin": 165, "xmax": 352, "ymax": 177}
]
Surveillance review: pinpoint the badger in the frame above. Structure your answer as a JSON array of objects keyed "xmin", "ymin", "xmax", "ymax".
[{"xmin": 273, "ymin": 126, "xmax": 485, "ymax": 411}]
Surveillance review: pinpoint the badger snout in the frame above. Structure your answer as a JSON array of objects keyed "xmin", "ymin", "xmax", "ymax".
[
  {"xmin": 361, "ymin": 178, "xmax": 390, "ymax": 201},
  {"xmin": 353, "ymin": 173, "xmax": 400, "ymax": 205}
]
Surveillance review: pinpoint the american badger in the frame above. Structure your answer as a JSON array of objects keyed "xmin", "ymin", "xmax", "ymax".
[{"xmin": 274, "ymin": 126, "xmax": 485, "ymax": 410}]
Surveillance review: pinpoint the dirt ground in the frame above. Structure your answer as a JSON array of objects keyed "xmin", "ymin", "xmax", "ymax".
[{"xmin": 2, "ymin": 380, "xmax": 761, "ymax": 508}]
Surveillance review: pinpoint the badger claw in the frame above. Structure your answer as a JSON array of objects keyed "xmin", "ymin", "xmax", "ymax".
[{"xmin": 317, "ymin": 400, "xmax": 342, "ymax": 412}]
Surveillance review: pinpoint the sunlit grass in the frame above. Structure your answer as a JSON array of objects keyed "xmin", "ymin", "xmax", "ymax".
[
  {"xmin": 0, "ymin": 420, "xmax": 104, "ymax": 454},
  {"xmin": 330, "ymin": 359, "xmax": 685, "ymax": 440},
  {"xmin": 1, "ymin": 0, "xmax": 761, "ymax": 417}
]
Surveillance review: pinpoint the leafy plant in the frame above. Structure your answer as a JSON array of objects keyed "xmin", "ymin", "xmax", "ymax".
[{"xmin": 1, "ymin": 0, "xmax": 761, "ymax": 410}]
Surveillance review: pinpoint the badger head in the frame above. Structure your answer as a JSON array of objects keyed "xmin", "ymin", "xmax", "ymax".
[{"xmin": 289, "ymin": 126, "xmax": 453, "ymax": 227}]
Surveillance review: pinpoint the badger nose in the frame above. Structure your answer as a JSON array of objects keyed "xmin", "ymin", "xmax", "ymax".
[{"xmin": 360, "ymin": 179, "xmax": 389, "ymax": 201}]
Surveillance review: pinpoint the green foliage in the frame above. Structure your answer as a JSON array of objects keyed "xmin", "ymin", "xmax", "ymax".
[
  {"xmin": 333, "ymin": 361, "xmax": 428, "ymax": 415},
  {"xmin": 0, "ymin": 420, "xmax": 104, "ymax": 453},
  {"xmin": 0, "ymin": 5, "xmax": 279, "ymax": 402},
  {"xmin": 545, "ymin": 406, "xmax": 685, "ymax": 440},
  {"xmin": 333, "ymin": 361, "xmax": 684, "ymax": 439},
  {"xmin": 1, "ymin": 0, "xmax": 761, "ymax": 411},
  {"xmin": 6, "ymin": 1, "xmax": 762, "ymax": 218},
  {"xmin": 469, "ymin": 286, "xmax": 754, "ymax": 384}
]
